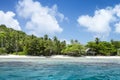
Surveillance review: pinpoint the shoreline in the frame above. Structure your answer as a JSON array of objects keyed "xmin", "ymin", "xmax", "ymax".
[
  {"xmin": 1, "ymin": 54, "xmax": 120, "ymax": 59},
  {"xmin": 0, "ymin": 55, "xmax": 120, "ymax": 63}
]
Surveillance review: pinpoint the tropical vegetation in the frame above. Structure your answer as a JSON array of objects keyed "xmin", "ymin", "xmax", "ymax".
[{"xmin": 0, "ymin": 25, "xmax": 120, "ymax": 56}]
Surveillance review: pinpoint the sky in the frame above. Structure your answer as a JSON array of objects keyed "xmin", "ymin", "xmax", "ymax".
[{"xmin": 0, "ymin": 0, "xmax": 120, "ymax": 44}]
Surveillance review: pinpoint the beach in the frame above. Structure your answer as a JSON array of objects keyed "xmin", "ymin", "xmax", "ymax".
[
  {"xmin": 0, "ymin": 55, "xmax": 120, "ymax": 63},
  {"xmin": 1, "ymin": 54, "xmax": 120, "ymax": 59}
]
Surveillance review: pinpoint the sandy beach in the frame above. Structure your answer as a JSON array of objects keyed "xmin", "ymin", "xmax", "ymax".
[
  {"xmin": 0, "ymin": 55, "xmax": 120, "ymax": 63},
  {"xmin": 0, "ymin": 54, "xmax": 46, "ymax": 58},
  {"xmin": 0, "ymin": 55, "xmax": 120, "ymax": 59}
]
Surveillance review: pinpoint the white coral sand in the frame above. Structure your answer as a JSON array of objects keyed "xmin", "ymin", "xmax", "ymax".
[
  {"xmin": 0, "ymin": 55, "xmax": 120, "ymax": 59},
  {"xmin": 1, "ymin": 55, "xmax": 120, "ymax": 63}
]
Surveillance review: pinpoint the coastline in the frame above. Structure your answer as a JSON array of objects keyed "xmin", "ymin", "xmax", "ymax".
[{"xmin": 1, "ymin": 54, "xmax": 120, "ymax": 59}]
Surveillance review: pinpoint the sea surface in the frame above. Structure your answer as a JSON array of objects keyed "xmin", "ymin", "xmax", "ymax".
[{"xmin": 0, "ymin": 58, "xmax": 120, "ymax": 80}]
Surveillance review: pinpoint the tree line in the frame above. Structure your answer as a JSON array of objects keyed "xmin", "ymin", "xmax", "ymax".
[{"xmin": 0, "ymin": 25, "xmax": 120, "ymax": 56}]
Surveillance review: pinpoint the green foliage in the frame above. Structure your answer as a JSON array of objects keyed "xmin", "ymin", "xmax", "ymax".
[
  {"xmin": 13, "ymin": 51, "xmax": 26, "ymax": 55},
  {"xmin": 0, "ymin": 25, "xmax": 120, "ymax": 56},
  {"xmin": 25, "ymin": 38, "xmax": 42, "ymax": 56},
  {"xmin": 111, "ymin": 40, "xmax": 120, "ymax": 49},
  {"xmin": 98, "ymin": 41, "xmax": 116, "ymax": 55},
  {"xmin": 0, "ymin": 48, "xmax": 6, "ymax": 55},
  {"xmin": 86, "ymin": 38, "xmax": 117, "ymax": 56},
  {"xmin": 62, "ymin": 42, "xmax": 84, "ymax": 56}
]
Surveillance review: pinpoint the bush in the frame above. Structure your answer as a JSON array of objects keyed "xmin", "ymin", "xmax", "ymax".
[
  {"xmin": 13, "ymin": 51, "xmax": 27, "ymax": 55},
  {"xmin": 0, "ymin": 48, "xmax": 6, "ymax": 55}
]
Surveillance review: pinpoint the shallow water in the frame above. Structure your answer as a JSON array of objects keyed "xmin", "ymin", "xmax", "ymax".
[{"xmin": 0, "ymin": 60, "xmax": 120, "ymax": 80}]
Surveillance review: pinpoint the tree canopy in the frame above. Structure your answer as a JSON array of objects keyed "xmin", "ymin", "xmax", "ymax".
[{"xmin": 0, "ymin": 25, "xmax": 120, "ymax": 56}]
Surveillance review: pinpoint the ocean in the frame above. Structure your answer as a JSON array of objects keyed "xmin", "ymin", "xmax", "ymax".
[{"xmin": 0, "ymin": 58, "xmax": 120, "ymax": 80}]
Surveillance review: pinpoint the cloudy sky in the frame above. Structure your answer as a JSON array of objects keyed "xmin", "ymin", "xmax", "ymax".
[{"xmin": 0, "ymin": 0, "xmax": 120, "ymax": 44}]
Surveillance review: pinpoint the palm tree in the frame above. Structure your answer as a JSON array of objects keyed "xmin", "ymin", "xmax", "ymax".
[
  {"xmin": 44, "ymin": 34, "xmax": 48, "ymax": 40},
  {"xmin": 95, "ymin": 37, "xmax": 100, "ymax": 44}
]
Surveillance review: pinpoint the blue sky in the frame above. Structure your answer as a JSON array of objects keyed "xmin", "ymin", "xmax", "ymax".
[{"xmin": 0, "ymin": 0, "xmax": 120, "ymax": 44}]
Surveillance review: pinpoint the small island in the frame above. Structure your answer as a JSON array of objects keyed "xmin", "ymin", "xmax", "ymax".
[{"xmin": 1, "ymin": 0, "xmax": 120, "ymax": 79}]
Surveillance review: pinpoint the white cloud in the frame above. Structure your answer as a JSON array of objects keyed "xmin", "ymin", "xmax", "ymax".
[
  {"xmin": 77, "ymin": 4, "xmax": 120, "ymax": 38},
  {"xmin": 0, "ymin": 11, "xmax": 21, "ymax": 30},
  {"xmin": 77, "ymin": 8, "xmax": 114, "ymax": 38},
  {"xmin": 113, "ymin": 4, "xmax": 120, "ymax": 17},
  {"xmin": 49, "ymin": 4, "xmax": 65, "ymax": 22},
  {"xmin": 113, "ymin": 4, "xmax": 120, "ymax": 33},
  {"xmin": 16, "ymin": 0, "xmax": 64, "ymax": 36},
  {"xmin": 114, "ymin": 22, "xmax": 120, "ymax": 33}
]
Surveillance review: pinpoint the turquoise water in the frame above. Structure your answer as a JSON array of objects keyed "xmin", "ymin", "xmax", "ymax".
[{"xmin": 0, "ymin": 61, "xmax": 120, "ymax": 80}]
